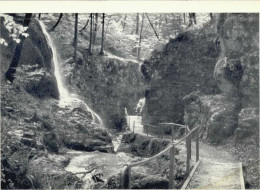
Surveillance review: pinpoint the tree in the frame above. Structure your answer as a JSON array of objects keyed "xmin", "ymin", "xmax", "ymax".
[
  {"xmin": 188, "ymin": 13, "xmax": 196, "ymax": 26},
  {"xmin": 137, "ymin": 13, "xmax": 145, "ymax": 60},
  {"xmin": 136, "ymin": 13, "xmax": 139, "ymax": 35},
  {"xmin": 122, "ymin": 14, "xmax": 127, "ymax": 31},
  {"xmin": 38, "ymin": 13, "xmax": 41, "ymax": 20},
  {"xmin": 73, "ymin": 13, "xmax": 78, "ymax": 61},
  {"xmin": 93, "ymin": 13, "xmax": 98, "ymax": 45},
  {"xmin": 209, "ymin": 13, "xmax": 214, "ymax": 20},
  {"xmin": 5, "ymin": 13, "xmax": 32, "ymax": 83},
  {"xmin": 145, "ymin": 13, "xmax": 159, "ymax": 40},
  {"xmin": 89, "ymin": 13, "xmax": 93, "ymax": 54},
  {"xmin": 100, "ymin": 13, "xmax": 105, "ymax": 55},
  {"xmin": 49, "ymin": 13, "xmax": 63, "ymax": 32},
  {"xmin": 80, "ymin": 14, "xmax": 90, "ymax": 33}
]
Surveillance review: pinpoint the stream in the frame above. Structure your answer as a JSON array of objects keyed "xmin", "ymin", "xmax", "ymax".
[{"xmin": 65, "ymin": 150, "xmax": 136, "ymax": 189}]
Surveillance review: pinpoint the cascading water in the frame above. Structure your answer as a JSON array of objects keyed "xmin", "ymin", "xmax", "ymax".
[{"xmin": 39, "ymin": 20, "xmax": 103, "ymax": 126}]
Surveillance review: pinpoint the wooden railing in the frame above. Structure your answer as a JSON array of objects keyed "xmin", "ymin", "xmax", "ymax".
[
  {"xmin": 128, "ymin": 118, "xmax": 187, "ymax": 141},
  {"xmin": 121, "ymin": 124, "xmax": 200, "ymax": 189}
]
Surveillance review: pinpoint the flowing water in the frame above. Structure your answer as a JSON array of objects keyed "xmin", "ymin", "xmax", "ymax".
[{"xmin": 38, "ymin": 21, "xmax": 102, "ymax": 126}]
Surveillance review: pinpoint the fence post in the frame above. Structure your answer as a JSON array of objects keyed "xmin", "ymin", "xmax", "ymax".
[
  {"xmin": 171, "ymin": 126, "xmax": 174, "ymax": 141},
  {"xmin": 168, "ymin": 145, "xmax": 175, "ymax": 189},
  {"xmin": 196, "ymin": 127, "xmax": 199, "ymax": 162},
  {"xmin": 186, "ymin": 128, "xmax": 190, "ymax": 176},
  {"xmin": 121, "ymin": 165, "xmax": 131, "ymax": 189},
  {"xmin": 160, "ymin": 124, "xmax": 164, "ymax": 139},
  {"xmin": 189, "ymin": 128, "xmax": 192, "ymax": 160},
  {"xmin": 133, "ymin": 121, "xmax": 135, "ymax": 134}
]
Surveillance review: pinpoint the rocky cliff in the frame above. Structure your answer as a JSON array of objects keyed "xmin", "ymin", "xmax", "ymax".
[
  {"xmin": 141, "ymin": 20, "xmax": 221, "ymax": 125},
  {"xmin": 184, "ymin": 13, "xmax": 259, "ymax": 143}
]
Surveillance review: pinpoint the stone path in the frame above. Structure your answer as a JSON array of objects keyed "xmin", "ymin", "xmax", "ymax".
[{"xmin": 186, "ymin": 141, "xmax": 244, "ymax": 189}]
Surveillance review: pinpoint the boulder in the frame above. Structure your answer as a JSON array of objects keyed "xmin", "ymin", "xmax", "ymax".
[
  {"xmin": 27, "ymin": 156, "xmax": 80, "ymax": 189},
  {"xmin": 132, "ymin": 176, "xmax": 169, "ymax": 189},
  {"xmin": 235, "ymin": 107, "xmax": 259, "ymax": 138}
]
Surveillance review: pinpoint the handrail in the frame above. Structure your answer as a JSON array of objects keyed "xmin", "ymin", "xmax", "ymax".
[
  {"xmin": 122, "ymin": 116, "xmax": 200, "ymax": 189},
  {"xmin": 160, "ymin": 122, "xmax": 187, "ymax": 128},
  {"xmin": 130, "ymin": 126, "xmax": 199, "ymax": 167}
]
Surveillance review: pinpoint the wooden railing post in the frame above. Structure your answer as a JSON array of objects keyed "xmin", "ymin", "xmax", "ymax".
[
  {"xmin": 121, "ymin": 165, "xmax": 131, "ymax": 189},
  {"xmin": 171, "ymin": 126, "xmax": 174, "ymax": 141},
  {"xmin": 160, "ymin": 124, "xmax": 164, "ymax": 139},
  {"xmin": 168, "ymin": 145, "xmax": 175, "ymax": 189},
  {"xmin": 189, "ymin": 127, "xmax": 191, "ymax": 160},
  {"xmin": 196, "ymin": 127, "xmax": 199, "ymax": 161},
  {"xmin": 185, "ymin": 128, "xmax": 191, "ymax": 176}
]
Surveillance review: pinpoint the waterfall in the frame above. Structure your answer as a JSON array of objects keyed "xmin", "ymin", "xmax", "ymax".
[{"xmin": 39, "ymin": 21, "xmax": 103, "ymax": 126}]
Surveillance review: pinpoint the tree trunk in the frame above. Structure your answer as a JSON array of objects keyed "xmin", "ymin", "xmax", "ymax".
[
  {"xmin": 136, "ymin": 13, "xmax": 139, "ymax": 35},
  {"xmin": 38, "ymin": 13, "xmax": 41, "ymax": 20},
  {"xmin": 188, "ymin": 13, "xmax": 196, "ymax": 26},
  {"xmin": 100, "ymin": 13, "xmax": 105, "ymax": 55},
  {"xmin": 193, "ymin": 13, "xmax": 197, "ymax": 24},
  {"xmin": 122, "ymin": 14, "xmax": 127, "ymax": 31},
  {"xmin": 137, "ymin": 13, "xmax": 144, "ymax": 60},
  {"xmin": 80, "ymin": 14, "xmax": 90, "ymax": 33},
  {"xmin": 89, "ymin": 13, "xmax": 93, "ymax": 54},
  {"xmin": 5, "ymin": 13, "xmax": 32, "ymax": 83},
  {"xmin": 183, "ymin": 13, "xmax": 186, "ymax": 24},
  {"xmin": 49, "ymin": 13, "xmax": 63, "ymax": 32},
  {"xmin": 145, "ymin": 13, "xmax": 159, "ymax": 40},
  {"xmin": 210, "ymin": 13, "xmax": 214, "ymax": 20},
  {"xmin": 74, "ymin": 13, "xmax": 78, "ymax": 61},
  {"xmin": 93, "ymin": 13, "xmax": 98, "ymax": 45}
]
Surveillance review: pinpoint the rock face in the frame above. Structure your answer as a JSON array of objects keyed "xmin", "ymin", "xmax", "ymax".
[
  {"xmin": 184, "ymin": 14, "xmax": 259, "ymax": 143},
  {"xmin": 141, "ymin": 22, "xmax": 220, "ymax": 125},
  {"xmin": 67, "ymin": 56, "xmax": 145, "ymax": 130},
  {"xmin": 0, "ymin": 17, "xmax": 59, "ymax": 99},
  {"xmin": 214, "ymin": 13, "xmax": 259, "ymax": 106},
  {"xmin": 184, "ymin": 94, "xmax": 241, "ymax": 143}
]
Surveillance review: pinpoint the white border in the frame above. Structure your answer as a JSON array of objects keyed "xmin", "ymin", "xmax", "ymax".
[{"xmin": 0, "ymin": 1, "xmax": 259, "ymax": 13}]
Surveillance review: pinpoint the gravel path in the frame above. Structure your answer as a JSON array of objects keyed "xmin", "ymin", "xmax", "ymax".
[{"xmin": 187, "ymin": 141, "xmax": 243, "ymax": 189}]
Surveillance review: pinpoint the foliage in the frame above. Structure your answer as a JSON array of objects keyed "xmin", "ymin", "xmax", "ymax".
[{"xmin": 0, "ymin": 14, "xmax": 29, "ymax": 46}]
